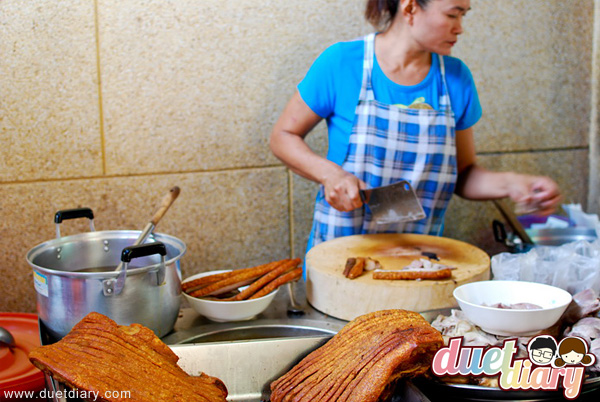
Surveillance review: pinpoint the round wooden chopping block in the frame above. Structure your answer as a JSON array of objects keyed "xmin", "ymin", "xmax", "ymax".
[{"xmin": 306, "ymin": 233, "xmax": 490, "ymax": 321}]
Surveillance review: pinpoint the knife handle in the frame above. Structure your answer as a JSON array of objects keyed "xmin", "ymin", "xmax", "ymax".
[{"xmin": 359, "ymin": 189, "xmax": 369, "ymax": 204}]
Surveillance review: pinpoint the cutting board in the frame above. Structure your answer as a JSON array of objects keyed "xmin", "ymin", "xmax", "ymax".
[{"xmin": 305, "ymin": 233, "xmax": 490, "ymax": 321}]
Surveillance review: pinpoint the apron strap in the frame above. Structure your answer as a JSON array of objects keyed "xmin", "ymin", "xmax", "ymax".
[
  {"xmin": 437, "ymin": 54, "xmax": 453, "ymax": 112},
  {"xmin": 359, "ymin": 33, "xmax": 376, "ymax": 102}
]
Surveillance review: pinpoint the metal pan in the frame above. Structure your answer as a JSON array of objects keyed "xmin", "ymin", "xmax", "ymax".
[{"xmin": 418, "ymin": 308, "xmax": 600, "ymax": 401}]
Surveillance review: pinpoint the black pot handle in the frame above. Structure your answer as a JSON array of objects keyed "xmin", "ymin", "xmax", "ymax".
[
  {"xmin": 121, "ymin": 242, "xmax": 167, "ymax": 263},
  {"xmin": 54, "ymin": 208, "xmax": 94, "ymax": 223},
  {"xmin": 492, "ymin": 219, "xmax": 508, "ymax": 244},
  {"xmin": 104, "ymin": 242, "xmax": 168, "ymax": 297},
  {"xmin": 54, "ymin": 208, "xmax": 96, "ymax": 238}
]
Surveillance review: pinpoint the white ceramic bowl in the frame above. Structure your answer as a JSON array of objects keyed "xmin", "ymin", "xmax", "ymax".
[
  {"xmin": 453, "ymin": 280, "xmax": 572, "ymax": 336},
  {"xmin": 182, "ymin": 270, "xmax": 279, "ymax": 322}
]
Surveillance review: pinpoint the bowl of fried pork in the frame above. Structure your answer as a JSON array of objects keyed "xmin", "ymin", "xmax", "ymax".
[
  {"xmin": 453, "ymin": 280, "xmax": 572, "ymax": 336},
  {"xmin": 181, "ymin": 258, "xmax": 302, "ymax": 322},
  {"xmin": 182, "ymin": 270, "xmax": 279, "ymax": 322}
]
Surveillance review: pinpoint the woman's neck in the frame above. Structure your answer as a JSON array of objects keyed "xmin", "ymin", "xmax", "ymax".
[{"xmin": 375, "ymin": 28, "xmax": 432, "ymax": 86}]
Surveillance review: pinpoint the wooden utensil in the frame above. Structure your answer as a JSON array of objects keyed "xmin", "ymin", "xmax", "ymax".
[{"xmin": 113, "ymin": 186, "xmax": 180, "ymax": 276}]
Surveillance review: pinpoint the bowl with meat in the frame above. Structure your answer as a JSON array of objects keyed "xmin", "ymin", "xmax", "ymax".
[
  {"xmin": 453, "ymin": 280, "xmax": 572, "ymax": 336},
  {"xmin": 182, "ymin": 270, "xmax": 280, "ymax": 322}
]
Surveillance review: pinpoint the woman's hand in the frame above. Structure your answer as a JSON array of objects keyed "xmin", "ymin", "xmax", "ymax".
[
  {"xmin": 458, "ymin": 166, "xmax": 562, "ymax": 216},
  {"xmin": 270, "ymin": 91, "xmax": 367, "ymax": 212},
  {"xmin": 507, "ymin": 174, "xmax": 562, "ymax": 216},
  {"xmin": 321, "ymin": 167, "xmax": 367, "ymax": 212},
  {"xmin": 455, "ymin": 128, "xmax": 561, "ymax": 215}
]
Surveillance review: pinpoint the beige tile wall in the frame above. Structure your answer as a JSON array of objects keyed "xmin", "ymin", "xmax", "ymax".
[{"xmin": 0, "ymin": 0, "xmax": 595, "ymax": 312}]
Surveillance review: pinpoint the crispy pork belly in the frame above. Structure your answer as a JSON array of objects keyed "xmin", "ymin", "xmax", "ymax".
[
  {"xmin": 29, "ymin": 313, "xmax": 227, "ymax": 402},
  {"xmin": 270, "ymin": 309, "xmax": 443, "ymax": 402}
]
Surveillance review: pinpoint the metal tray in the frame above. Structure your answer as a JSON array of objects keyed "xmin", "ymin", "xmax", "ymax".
[
  {"xmin": 414, "ymin": 376, "xmax": 600, "ymax": 402},
  {"xmin": 37, "ymin": 286, "xmax": 433, "ymax": 402},
  {"xmin": 419, "ymin": 308, "xmax": 600, "ymax": 401},
  {"xmin": 40, "ymin": 328, "xmax": 431, "ymax": 401},
  {"xmin": 173, "ymin": 335, "xmax": 330, "ymax": 401},
  {"xmin": 40, "ymin": 335, "xmax": 332, "ymax": 402}
]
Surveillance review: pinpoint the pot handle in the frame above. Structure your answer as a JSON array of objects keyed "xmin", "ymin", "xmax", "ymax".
[
  {"xmin": 54, "ymin": 208, "xmax": 96, "ymax": 238},
  {"xmin": 492, "ymin": 219, "xmax": 508, "ymax": 244},
  {"xmin": 103, "ymin": 242, "xmax": 167, "ymax": 296},
  {"xmin": 121, "ymin": 242, "xmax": 167, "ymax": 263}
]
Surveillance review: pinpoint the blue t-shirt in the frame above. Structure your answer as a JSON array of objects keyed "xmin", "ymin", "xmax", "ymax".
[{"xmin": 298, "ymin": 36, "xmax": 482, "ymax": 165}]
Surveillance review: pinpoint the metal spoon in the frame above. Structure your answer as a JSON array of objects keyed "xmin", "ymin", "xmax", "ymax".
[
  {"xmin": 286, "ymin": 282, "xmax": 305, "ymax": 316},
  {"xmin": 0, "ymin": 326, "xmax": 16, "ymax": 349}
]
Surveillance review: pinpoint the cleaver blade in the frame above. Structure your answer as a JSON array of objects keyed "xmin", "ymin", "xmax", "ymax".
[{"xmin": 359, "ymin": 180, "xmax": 426, "ymax": 224}]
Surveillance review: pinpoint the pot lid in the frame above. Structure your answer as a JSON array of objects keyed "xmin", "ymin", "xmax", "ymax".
[{"xmin": 0, "ymin": 313, "xmax": 45, "ymax": 393}]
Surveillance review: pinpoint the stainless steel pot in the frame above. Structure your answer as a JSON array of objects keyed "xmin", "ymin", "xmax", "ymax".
[
  {"xmin": 527, "ymin": 227, "xmax": 597, "ymax": 246},
  {"xmin": 26, "ymin": 208, "xmax": 186, "ymax": 341},
  {"xmin": 493, "ymin": 220, "xmax": 597, "ymax": 252},
  {"xmin": 492, "ymin": 199, "xmax": 598, "ymax": 251}
]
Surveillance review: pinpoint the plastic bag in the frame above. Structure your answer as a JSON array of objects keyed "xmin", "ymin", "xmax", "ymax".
[
  {"xmin": 563, "ymin": 203, "xmax": 600, "ymax": 237},
  {"xmin": 491, "ymin": 239, "xmax": 600, "ymax": 295}
]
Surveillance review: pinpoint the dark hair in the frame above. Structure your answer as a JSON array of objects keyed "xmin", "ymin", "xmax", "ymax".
[
  {"xmin": 530, "ymin": 337, "xmax": 557, "ymax": 353},
  {"xmin": 364, "ymin": 0, "xmax": 433, "ymax": 30}
]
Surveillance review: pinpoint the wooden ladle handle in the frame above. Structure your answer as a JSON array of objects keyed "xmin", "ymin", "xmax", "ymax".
[{"xmin": 150, "ymin": 186, "xmax": 180, "ymax": 226}]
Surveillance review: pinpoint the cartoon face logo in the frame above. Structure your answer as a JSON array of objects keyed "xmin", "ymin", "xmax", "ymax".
[
  {"xmin": 553, "ymin": 336, "xmax": 596, "ymax": 368},
  {"xmin": 561, "ymin": 350, "xmax": 584, "ymax": 365},
  {"xmin": 528, "ymin": 336, "xmax": 557, "ymax": 365}
]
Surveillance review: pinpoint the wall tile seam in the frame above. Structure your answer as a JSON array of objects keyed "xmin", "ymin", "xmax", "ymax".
[
  {"xmin": 587, "ymin": 0, "xmax": 600, "ymax": 213},
  {"xmin": 0, "ymin": 165, "xmax": 288, "ymax": 186},
  {"xmin": 94, "ymin": 0, "xmax": 107, "ymax": 176},
  {"xmin": 477, "ymin": 146, "xmax": 589, "ymax": 157}
]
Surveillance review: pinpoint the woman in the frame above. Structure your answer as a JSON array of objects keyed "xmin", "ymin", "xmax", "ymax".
[
  {"xmin": 554, "ymin": 336, "xmax": 595, "ymax": 367},
  {"xmin": 270, "ymin": 0, "xmax": 561, "ymax": 251}
]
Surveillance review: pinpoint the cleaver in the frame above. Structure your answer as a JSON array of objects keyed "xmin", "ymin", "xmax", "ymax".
[{"xmin": 359, "ymin": 180, "xmax": 426, "ymax": 224}]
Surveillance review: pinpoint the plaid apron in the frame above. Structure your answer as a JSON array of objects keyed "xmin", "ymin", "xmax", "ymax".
[{"xmin": 307, "ymin": 33, "xmax": 457, "ymax": 250}]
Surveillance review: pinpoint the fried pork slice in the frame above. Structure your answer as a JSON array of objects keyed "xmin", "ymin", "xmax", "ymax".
[
  {"xmin": 372, "ymin": 259, "xmax": 455, "ymax": 281},
  {"xmin": 270, "ymin": 309, "xmax": 443, "ymax": 402},
  {"xmin": 343, "ymin": 257, "xmax": 365, "ymax": 279},
  {"xmin": 29, "ymin": 312, "xmax": 227, "ymax": 402}
]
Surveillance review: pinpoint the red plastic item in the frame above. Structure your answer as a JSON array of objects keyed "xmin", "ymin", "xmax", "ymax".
[{"xmin": 0, "ymin": 313, "xmax": 45, "ymax": 400}]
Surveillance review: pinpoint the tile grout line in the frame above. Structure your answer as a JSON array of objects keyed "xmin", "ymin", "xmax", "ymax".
[
  {"xmin": 93, "ymin": 0, "xmax": 107, "ymax": 175},
  {"xmin": 588, "ymin": 0, "xmax": 600, "ymax": 213},
  {"xmin": 0, "ymin": 165, "xmax": 285, "ymax": 186},
  {"xmin": 478, "ymin": 145, "xmax": 588, "ymax": 157}
]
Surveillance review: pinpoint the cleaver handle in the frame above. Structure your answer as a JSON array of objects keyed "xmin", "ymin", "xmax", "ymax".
[{"xmin": 359, "ymin": 189, "xmax": 368, "ymax": 204}]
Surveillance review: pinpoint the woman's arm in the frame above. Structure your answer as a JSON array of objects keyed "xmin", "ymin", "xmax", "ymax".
[
  {"xmin": 454, "ymin": 127, "xmax": 561, "ymax": 215},
  {"xmin": 270, "ymin": 91, "xmax": 365, "ymax": 212}
]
